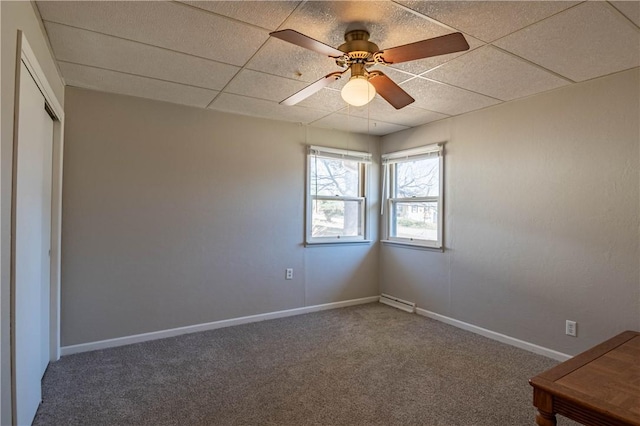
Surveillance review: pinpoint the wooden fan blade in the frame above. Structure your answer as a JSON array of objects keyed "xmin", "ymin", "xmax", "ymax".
[
  {"xmin": 281, "ymin": 71, "xmax": 345, "ymax": 106},
  {"xmin": 368, "ymin": 71, "xmax": 414, "ymax": 109},
  {"xmin": 270, "ymin": 29, "xmax": 344, "ymax": 58},
  {"xmin": 376, "ymin": 32, "xmax": 469, "ymax": 64}
]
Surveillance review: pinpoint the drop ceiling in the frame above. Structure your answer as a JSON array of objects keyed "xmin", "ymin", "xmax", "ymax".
[{"xmin": 37, "ymin": 1, "xmax": 640, "ymax": 136}]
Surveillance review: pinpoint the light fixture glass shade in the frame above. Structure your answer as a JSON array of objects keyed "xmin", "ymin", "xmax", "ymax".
[{"xmin": 341, "ymin": 77, "xmax": 376, "ymax": 107}]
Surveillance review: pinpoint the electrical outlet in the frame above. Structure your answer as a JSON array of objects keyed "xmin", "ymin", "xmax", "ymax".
[
  {"xmin": 566, "ymin": 320, "xmax": 577, "ymax": 337},
  {"xmin": 285, "ymin": 268, "xmax": 293, "ymax": 280}
]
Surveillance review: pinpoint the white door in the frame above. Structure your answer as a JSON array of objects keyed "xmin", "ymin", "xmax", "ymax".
[{"xmin": 14, "ymin": 61, "xmax": 53, "ymax": 426}]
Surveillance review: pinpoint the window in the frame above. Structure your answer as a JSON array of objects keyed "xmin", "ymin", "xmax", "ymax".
[
  {"xmin": 306, "ymin": 146, "xmax": 371, "ymax": 244},
  {"xmin": 382, "ymin": 144, "xmax": 443, "ymax": 248}
]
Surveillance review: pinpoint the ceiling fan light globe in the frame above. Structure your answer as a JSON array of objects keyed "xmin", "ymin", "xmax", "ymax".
[{"xmin": 341, "ymin": 77, "xmax": 376, "ymax": 107}]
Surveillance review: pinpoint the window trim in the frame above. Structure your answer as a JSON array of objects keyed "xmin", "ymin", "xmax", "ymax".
[
  {"xmin": 381, "ymin": 143, "xmax": 444, "ymax": 249},
  {"xmin": 305, "ymin": 146, "xmax": 371, "ymax": 245}
]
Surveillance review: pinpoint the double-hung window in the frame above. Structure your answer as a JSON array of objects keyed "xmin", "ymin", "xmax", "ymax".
[
  {"xmin": 382, "ymin": 143, "xmax": 443, "ymax": 248},
  {"xmin": 306, "ymin": 146, "xmax": 371, "ymax": 244}
]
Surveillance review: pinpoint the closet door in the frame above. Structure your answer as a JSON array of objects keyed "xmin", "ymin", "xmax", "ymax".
[{"xmin": 14, "ymin": 60, "xmax": 53, "ymax": 426}]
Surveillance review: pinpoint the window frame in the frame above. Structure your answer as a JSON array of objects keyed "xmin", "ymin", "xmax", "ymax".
[
  {"xmin": 305, "ymin": 146, "xmax": 372, "ymax": 245},
  {"xmin": 381, "ymin": 143, "xmax": 444, "ymax": 249}
]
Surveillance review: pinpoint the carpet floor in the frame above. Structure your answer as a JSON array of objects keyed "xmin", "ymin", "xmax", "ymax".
[{"xmin": 34, "ymin": 303, "xmax": 579, "ymax": 425}]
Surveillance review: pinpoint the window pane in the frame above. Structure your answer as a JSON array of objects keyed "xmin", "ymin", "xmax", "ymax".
[
  {"xmin": 392, "ymin": 201, "xmax": 438, "ymax": 241},
  {"xmin": 395, "ymin": 157, "xmax": 439, "ymax": 197},
  {"xmin": 310, "ymin": 157, "xmax": 360, "ymax": 197},
  {"xmin": 312, "ymin": 199, "xmax": 362, "ymax": 238}
]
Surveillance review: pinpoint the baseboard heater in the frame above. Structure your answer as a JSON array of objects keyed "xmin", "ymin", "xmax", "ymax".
[{"xmin": 379, "ymin": 293, "xmax": 416, "ymax": 313}]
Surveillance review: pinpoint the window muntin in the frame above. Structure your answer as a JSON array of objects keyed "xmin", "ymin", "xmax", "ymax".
[
  {"xmin": 383, "ymin": 144, "xmax": 443, "ymax": 248},
  {"xmin": 307, "ymin": 146, "xmax": 370, "ymax": 244}
]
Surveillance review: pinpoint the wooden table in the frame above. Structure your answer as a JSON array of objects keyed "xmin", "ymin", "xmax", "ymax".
[{"xmin": 529, "ymin": 330, "xmax": 640, "ymax": 426}]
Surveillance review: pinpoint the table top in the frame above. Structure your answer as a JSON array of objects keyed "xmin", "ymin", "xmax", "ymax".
[{"xmin": 530, "ymin": 330, "xmax": 640, "ymax": 425}]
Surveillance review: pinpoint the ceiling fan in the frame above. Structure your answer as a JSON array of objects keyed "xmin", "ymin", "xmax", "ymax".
[{"xmin": 269, "ymin": 28, "xmax": 470, "ymax": 110}]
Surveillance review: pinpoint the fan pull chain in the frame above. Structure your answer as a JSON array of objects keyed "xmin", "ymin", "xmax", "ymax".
[
  {"xmin": 314, "ymin": 154, "xmax": 319, "ymax": 213},
  {"xmin": 346, "ymin": 103, "xmax": 353, "ymax": 160}
]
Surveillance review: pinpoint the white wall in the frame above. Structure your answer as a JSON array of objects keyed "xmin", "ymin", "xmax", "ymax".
[
  {"xmin": 380, "ymin": 68, "xmax": 640, "ymax": 355},
  {"xmin": 61, "ymin": 87, "xmax": 380, "ymax": 346},
  {"xmin": 1, "ymin": 2, "xmax": 64, "ymax": 423}
]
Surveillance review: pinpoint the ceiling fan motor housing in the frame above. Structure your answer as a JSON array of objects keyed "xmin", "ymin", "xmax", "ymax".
[{"xmin": 336, "ymin": 30, "xmax": 379, "ymax": 70}]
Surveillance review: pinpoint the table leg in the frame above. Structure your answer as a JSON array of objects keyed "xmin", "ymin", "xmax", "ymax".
[{"xmin": 535, "ymin": 409, "xmax": 557, "ymax": 426}]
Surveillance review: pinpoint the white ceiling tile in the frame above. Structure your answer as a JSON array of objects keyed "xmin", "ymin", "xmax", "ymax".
[
  {"xmin": 37, "ymin": 1, "xmax": 268, "ymax": 66},
  {"xmin": 281, "ymin": 1, "xmax": 454, "ymax": 48},
  {"xmin": 423, "ymin": 45, "xmax": 570, "ymax": 101},
  {"xmin": 400, "ymin": 78, "xmax": 502, "ymax": 115},
  {"xmin": 297, "ymin": 88, "xmax": 349, "ymax": 112},
  {"xmin": 59, "ymin": 62, "xmax": 218, "ymax": 108},
  {"xmin": 210, "ymin": 93, "xmax": 329, "ymax": 124},
  {"xmin": 181, "ymin": 1, "xmax": 300, "ymax": 31},
  {"xmin": 45, "ymin": 22, "xmax": 239, "ymax": 90},
  {"xmin": 494, "ymin": 2, "xmax": 640, "ymax": 82},
  {"xmin": 398, "ymin": 1, "xmax": 580, "ymax": 42},
  {"xmin": 611, "ymin": 1, "xmax": 640, "ymax": 27},
  {"xmin": 344, "ymin": 98, "xmax": 449, "ymax": 127},
  {"xmin": 224, "ymin": 69, "xmax": 308, "ymax": 102},
  {"xmin": 312, "ymin": 112, "xmax": 409, "ymax": 136},
  {"xmin": 247, "ymin": 38, "xmax": 341, "ymax": 83}
]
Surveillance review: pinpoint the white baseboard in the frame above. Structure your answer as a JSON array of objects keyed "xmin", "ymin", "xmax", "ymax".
[
  {"xmin": 61, "ymin": 296, "xmax": 379, "ymax": 356},
  {"xmin": 61, "ymin": 297, "xmax": 571, "ymax": 362},
  {"xmin": 415, "ymin": 307, "xmax": 571, "ymax": 362}
]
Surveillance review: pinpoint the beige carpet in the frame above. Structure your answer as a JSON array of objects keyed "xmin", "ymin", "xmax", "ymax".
[{"xmin": 34, "ymin": 303, "xmax": 579, "ymax": 425}]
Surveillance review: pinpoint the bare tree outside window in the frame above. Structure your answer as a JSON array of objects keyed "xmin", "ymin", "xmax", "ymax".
[
  {"xmin": 396, "ymin": 157, "xmax": 439, "ymax": 198},
  {"xmin": 311, "ymin": 157, "xmax": 359, "ymax": 197}
]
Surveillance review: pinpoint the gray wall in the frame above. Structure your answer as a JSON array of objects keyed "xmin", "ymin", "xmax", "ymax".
[
  {"xmin": 1, "ymin": 2, "xmax": 65, "ymax": 423},
  {"xmin": 62, "ymin": 68, "xmax": 639, "ymax": 355},
  {"xmin": 61, "ymin": 87, "xmax": 380, "ymax": 346},
  {"xmin": 380, "ymin": 68, "xmax": 640, "ymax": 355}
]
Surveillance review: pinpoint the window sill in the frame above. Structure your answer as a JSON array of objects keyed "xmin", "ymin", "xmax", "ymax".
[
  {"xmin": 380, "ymin": 240, "xmax": 444, "ymax": 252},
  {"xmin": 305, "ymin": 240, "xmax": 372, "ymax": 248}
]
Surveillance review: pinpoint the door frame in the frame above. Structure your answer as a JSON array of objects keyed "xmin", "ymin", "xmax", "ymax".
[{"xmin": 10, "ymin": 31, "xmax": 64, "ymax": 424}]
